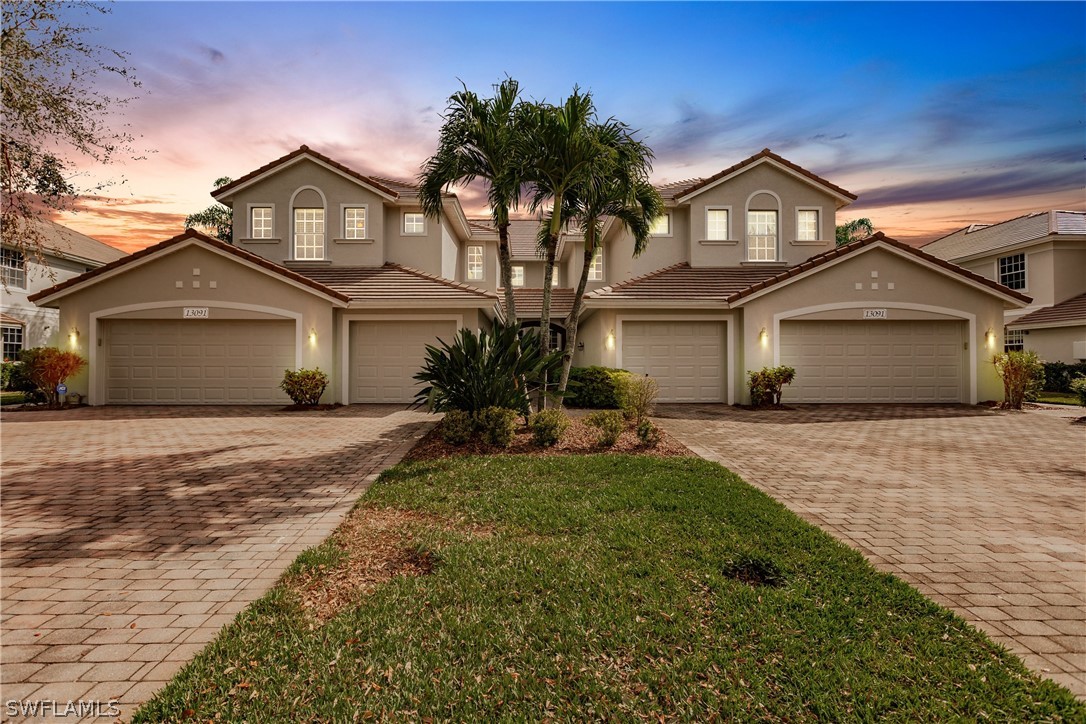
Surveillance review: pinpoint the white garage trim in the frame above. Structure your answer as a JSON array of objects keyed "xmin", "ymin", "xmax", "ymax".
[
  {"xmin": 771, "ymin": 302, "xmax": 977, "ymax": 404},
  {"xmin": 616, "ymin": 314, "xmax": 735, "ymax": 404},
  {"xmin": 338, "ymin": 314, "xmax": 463, "ymax": 404},
  {"xmin": 89, "ymin": 301, "xmax": 303, "ymax": 405}
]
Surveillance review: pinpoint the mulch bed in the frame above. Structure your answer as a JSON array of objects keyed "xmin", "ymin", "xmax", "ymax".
[
  {"xmin": 279, "ymin": 403, "xmax": 344, "ymax": 412},
  {"xmin": 403, "ymin": 416, "xmax": 694, "ymax": 463}
]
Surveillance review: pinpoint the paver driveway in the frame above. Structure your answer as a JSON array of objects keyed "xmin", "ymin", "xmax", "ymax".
[
  {"xmin": 1, "ymin": 405, "xmax": 434, "ymax": 717},
  {"xmin": 656, "ymin": 403, "xmax": 1086, "ymax": 697}
]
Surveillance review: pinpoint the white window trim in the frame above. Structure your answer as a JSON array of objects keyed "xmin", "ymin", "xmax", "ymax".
[
  {"xmin": 2, "ymin": 324, "xmax": 24, "ymax": 361},
  {"xmin": 289, "ymin": 185, "xmax": 328, "ymax": 261},
  {"xmin": 997, "ymin": 252, "xmax": 1028, "ymax": 293},
  {"xmin": 745, "ymin": 189, "xmax": 782, "ymax": 262},
  {"xmin": 795, "ymin": 206, "xmax": 823, "ymax": 243},
  {"xmin": 704, "ymin": 206, "xmax": 732, "ymax": 241},
  {"xmin": 340, "ymin": 203, "xmax": 370, "ymax": 241},
  {"xmin": 649, "ymin": 212, "xmax": 673, "ymax": 237},
  {"xmin": 588, "ymin": 246, "xmax": 604, "ymax": 281},
  {"xmin": 292, "ymin": 207, "xmax": 326, "ymax": 261},
  {"xmin": 246, "ymin": 203, "xmax": 276, "ymax": 240},
  {"xmin": 1, "ymin": 248, "xmax": 26, "ymax": 289},
  {"xmin": 466, "ymin": 244, "xmax": 485, "ymax": 282},
  {"xmin": 403, "ymin": 211, "xmax": 426, "ymax": 235},
  {"xmin": 511, "ymin": 265, "xmax": 525, "ymax": 287}
]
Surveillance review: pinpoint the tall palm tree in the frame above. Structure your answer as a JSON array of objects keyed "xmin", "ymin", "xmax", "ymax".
[
  {"xmin": 418, "ymin": 79, "xmax": 525, "ymax": 323},
  {"xmin": 556, "ymin": 141, "xmax": 662, "ymax": 399}
]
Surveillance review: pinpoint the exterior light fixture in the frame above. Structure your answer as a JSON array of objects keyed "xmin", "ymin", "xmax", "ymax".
[
  {"xmin": 985, "ymin": 328, "xmax": 996, "ymax": 349},
  {"xmin": 309, "ymin": 328, "xmax": 318, "ymax": 346},
  {"xmin": 605, "ymin": 329, "xmax": 616, "ymax": 351},
  {"xmin": 759, "ymin": 327, "xmax": 769, "ymax": 346},
  {"xmin": 69, "ymin": 328, "xmax": 80, "ymax": 347}
]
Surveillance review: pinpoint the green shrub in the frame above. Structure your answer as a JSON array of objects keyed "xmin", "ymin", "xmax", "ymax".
[
  {"xmin": 566, "ymin": 366, "xmax": 629, "ymax": 408},
  {"xmin": 441, "ymin": 409, "xmax": 476, "ymax": 445},
  {"xmin": 748, "ymin": 366, "xmax": 797, "ymax": 408},
  {"xmin": 1041, "ymin": 361, "xmax": 1086, "ymax": 392},
  {"xmin": 19, "ymin": 347, "xmax": 86, "ymax": 407},
  {"xmin": 617, "ymin": 374, "xmax": 659, "ymax": 425},
  {"xmin": 280, "ymin": 368, "xmax": 329, "ymax": 406},
  {"xmin": 586, "ymin": 410, "xmax": 625, "ymax": 447},
  {"xmin": 992, "ymin": 351, "xmax": 1045, "ymax": 410},
  {"xmin": 1, "ymin": 361, "xmax": 14, "ymax": 390},
  {"xmin": 1069, "ymin": 376, "xmax": 1086, "ymax": 407},
  {"xmin": 476, "ymin": 406, "xmax": 517, "ymax": 448},
  {"xmin": 414, "ymin": 320, "xmax": 563, "ymax": 416},
  {"xmin": 636, "ymin": 419, "xmax": 660, "ymax": 447},
  {"xmin": 530, "ymin": 409, "xmax": 570, "ymax": 447}
]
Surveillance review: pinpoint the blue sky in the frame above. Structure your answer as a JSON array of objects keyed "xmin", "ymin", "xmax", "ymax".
[{"xmin": 62, "ymin": 1, "xmax": 1085, "ymax": 250}]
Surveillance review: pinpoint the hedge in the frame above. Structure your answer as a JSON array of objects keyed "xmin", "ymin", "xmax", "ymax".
[{"xmin": 1042, "ymin": 361, "xmax": 1086, "ymax": 392}]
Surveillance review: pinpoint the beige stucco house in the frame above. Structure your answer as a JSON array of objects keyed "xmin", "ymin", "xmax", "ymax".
[
  {"xmin": 2, "ymin": 220, "xmax": 127, "ymax": 360},
  {"xmin": 923, "ymin": 210, "xmax": 1086, "ymax": 363},
  {"xmin": 31, "ymin": 146, "xmax": 1031, "ymax": 405}
]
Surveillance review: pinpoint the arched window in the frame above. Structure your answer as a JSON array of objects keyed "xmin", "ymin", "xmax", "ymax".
[
  {"xmin": 290, "ymin": 186, "xmax": 327, "ymax": 260},
  {"xmin": 745, "ymin": 191, "xmax": 781, "ymax": 262}
]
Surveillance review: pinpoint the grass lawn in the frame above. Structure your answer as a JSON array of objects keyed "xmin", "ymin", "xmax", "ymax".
[
  {"xmin": 0, "ymin": 391, "xmax": 25, "ymax": 406},
  {"xmin": 1037, "ymin": 391, "xmax": 1082, "ymax": 406},
  {"xmin": 135, "ymin": 456, "xmax": 1083, "ymax": 721}
]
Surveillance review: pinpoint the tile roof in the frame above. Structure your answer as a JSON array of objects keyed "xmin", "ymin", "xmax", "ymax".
[
  {"xmin": 498, "ymin": 288, "xmax": 578, "ymax": 319},
  {"xmin": 212, "ymin": 146, "xmax": 400, "ymax": 200},
  {"xmin": 724, "ymin": 232, "xmax": 1033, "ymax": 305},
  {"xmin": 922, "ymin": 210, "xmax": 1086, "ymax": 261},
  {"xmin": 666, "ymin": 148, "xmax": 857, "ymax": 203},
  {"xmin": 29, "ymin": 229, "xmax": 350, "ymax": 304},
  {"xmin": 294, "ymin": 264, "xmax": 496, "ymax": 303},
  {"xmin": 11, "ymin": 219, "xmax": 127, "ymax": 265},
  {"xmin": 1007, "ymin": 292, "xmax": 1086, "ymax": 329},
  {"xmin": 1, "ymin": 312, "xmax": 26, "ymax": 326},
  {"xmin": 586, "ymin": 263, "xmax": 785, "ymax": 302}
]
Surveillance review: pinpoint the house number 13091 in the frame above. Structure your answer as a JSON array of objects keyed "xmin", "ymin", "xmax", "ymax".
[
  {"xmin": 863, "ymin": 308, "xmax": 887, "ymax": 319},
  {"xmin": 183, "ymin": 307, "xmax": 209, "ymax": 319}
]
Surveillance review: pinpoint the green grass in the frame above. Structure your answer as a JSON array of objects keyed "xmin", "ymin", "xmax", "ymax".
[
  {"xmin": 1037, "ymin": 390, "xmax": 1082, "ymax": 406},
  {"xmin": 134, "ymin": 456, "xmax": 1083, "ymax": 722},
  {"xmin": 0, "ymin": 391, "xmax": 25, "ymax": 406}
]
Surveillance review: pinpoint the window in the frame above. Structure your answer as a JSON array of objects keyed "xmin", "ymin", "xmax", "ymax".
[
  {"xmin": 1004, "ymin": 328, "xmax": 1024, "ymax": 353},
  {"xmin": 344, "ymin": 207, "xmax": 367, "ymax": 239},
  {"xmin": 551, "ymin": 272, "xmax": 560, "ymax": 287},
  {"xmin": 2, "ymin": 324, "xmax": 23, "ymax": 361},
  {"xmin": 706, "ymin": 209, "xmax": 729, "ymax": 240},
  {"xmin": 1, "ymin": 248, "xmax": 26, "ymax": 289},
  {"xmin": 511, "ymin": 265, "xmax": 525, "ymax": 287},
  {"xmin": 797, "ymin": 209, "xmax": 819, "ymax": 241},
  {"xmin": 467, "ymin": 245, "xmax": 484, "ymax": 281},
  {"xmin": 998, "ymin": 253, "xmax": 1026, "ymax": 290},
  {"xmin": 403, "ymin": 212, "xmax": 425, "ymax": 234},
  {"xmin": 293, "ymin": 208, "xmax": 325, "ymax": 260},
  {"xmin": 588, "ymin": 247, "xmax": 603, "ymax": 281},
  {"xmin": 250, "ymin": 207, "xmax": 273, "ymax": 239},
  {"xmin": 746, "ymin": 211, "xmax": 778, "ymax": 261},
  {"xmin": 649, "ymin": 214, "xmax": 671, "ymax": 236}
]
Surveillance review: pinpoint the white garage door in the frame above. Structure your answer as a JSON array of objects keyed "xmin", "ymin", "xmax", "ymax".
[
  {"xmin": 621, "ymin": 320, "xmax": 725, "ymax": 402},
  {"xmin": 104, "ymin": 319, "xmax": 295, "ymax": 404},
  {"xmin": 350, "ymin": 320, "xmax": 457, "ymax": 403},
  {"xmin": 779, "ymin": 320, "xmax": 964, "ymax": 403}
]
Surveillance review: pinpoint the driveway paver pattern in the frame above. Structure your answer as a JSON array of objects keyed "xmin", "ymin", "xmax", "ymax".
[
  {"xmin": 656, "ymin": 403, "xmax": 1086, "ymax": 697},
  {"xmin": 1, "ymin": 405, "xmax": 434, "ymax": 718}
]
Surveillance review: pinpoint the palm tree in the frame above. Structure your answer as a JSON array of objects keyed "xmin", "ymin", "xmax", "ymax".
[
  {"xmin": 556, "ymin": 142, "xmax": 662, "ymax": 400},
  {"xmin": 418, "ymin": 79, "xmax": 525, "ymax": 323},
  {"xmin": 836, "ymin": 217, "xmax": 875, "ymax": 246}
]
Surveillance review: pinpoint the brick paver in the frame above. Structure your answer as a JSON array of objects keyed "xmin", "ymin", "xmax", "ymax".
[
  {"xmin": 656, "ymin": 403, "xmax": 1086, "ymax": 697},
  {"xmin": 1, "ymin": 405, "xmax": 434, "ymax": 718}
]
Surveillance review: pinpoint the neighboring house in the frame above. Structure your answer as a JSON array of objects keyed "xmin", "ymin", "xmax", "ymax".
[
  {"xmin": 30, "ymin": 146, "xmax": 1030, "ymax": 406},
  {"xmin": 923, "ymin": 211, "xmax": 1086, "ymax": 363},
  {"xmin": 2, "ymin": 220, "xmax": 127, "ymax": 360}
]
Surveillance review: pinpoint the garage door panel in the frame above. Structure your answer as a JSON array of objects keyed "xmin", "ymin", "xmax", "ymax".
[
  {"xmin": 622, "ymin": 320, "xmax": 725, "ymax": 403},
  {"xmin": 781, "ymin": 320, "xmax": 963, "ymax": 403},
  {"xmin": 351, "ymin": 320, "xmax": 457, "ymax": 403}
]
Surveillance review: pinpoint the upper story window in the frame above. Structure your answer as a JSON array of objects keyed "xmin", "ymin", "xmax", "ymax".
[
  {"xmin": 998, "ymin": 253, "xmax": 1026, "ymax": 290},
  {"xmin": 746, "ymin": 210, "xmax": 778, "ymax": 261},
  {"xmin": 467, "ymin": 245, "xmax": 484, "ymax": 281},
  {"xmin": 345, "ymin": 207, "xmax": 367, "ymax": 239},
  {"xmin": 511, "ymin": 265, "xmax": 525, "ymax": 287},
  {"xmin": 797, "ymin": 209, "xmax": 820, "ymax": 241},
  {"xmin": 250, "ymin": 207, "xmax": 273, "ymax": 239},
  {"xmin": 1, "ymin": 248, "xmax": 26, "ymax": 289},
  {"xmin": 552, "ymin": 272, "xmax": 559, "ymax": 287},
  {"xmin": 649, "ymin": 214, "xmax": 671, "ymax": 236},
  {"xmin": 588, "ymin": 247, "xmax": 603, "ymax": 281},
  {"xmin": 706, "ymin": 209, "xmax": 729, "ymax": 240},
  {"xmin": 294, "ymin": 208, "xmax": 325, "ymax": 260},
  {"xmin": 2, "ymin": 324, "xmax": 23, "ymax": 361},
  {"xmin": 1004, "ymin": 328, "xmax": 1024, "ymax": 353},
  {"xmin": 403, "ymin": 212, "xmax": 425, "ymax": 234}
]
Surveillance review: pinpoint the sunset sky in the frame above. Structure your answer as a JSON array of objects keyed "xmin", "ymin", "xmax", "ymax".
[{"xmin": 53, "ymin": 1, "xmax": 1085, "ymax": 253}]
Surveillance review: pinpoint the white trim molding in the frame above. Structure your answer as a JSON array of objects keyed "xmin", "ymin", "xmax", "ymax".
[
  {"xmin": 795, "ymin": 205, "xmax": 823, "ymax": 243},
  {"xmin": 340, "ymin": 202, "xmax": 370, "ymax": 240},
  {"xmin": 246, "ymin": 202, "xmax": 276, "ymax": 239},
  {"xmin": 704, "ymin": 205, "xmax": 733, "ymax": 242}
]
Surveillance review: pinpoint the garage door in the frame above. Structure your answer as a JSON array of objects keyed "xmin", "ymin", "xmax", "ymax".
[
  {"xmin": 104, "ymin": 319, "xmax": 295, "ymax": 404},
  {"xmin": 779, "ymin": 320, "xmax": 964, "ymax": 403},
  {"xmin": 350, "ymin": 320, "xmax": 457, "ymax": 403},
  {"xmin": 621, "ymin": 320, "xmax": 725, "ymax": 402}
]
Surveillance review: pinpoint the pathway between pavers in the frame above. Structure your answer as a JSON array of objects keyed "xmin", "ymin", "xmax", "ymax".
[
  {"xmin": 655, "ymin": 403, "xmax": 1086, "ymax": 698},
  {"xmin": 1, "ymin": 405, "xmax": 434, "ymax": 719}
]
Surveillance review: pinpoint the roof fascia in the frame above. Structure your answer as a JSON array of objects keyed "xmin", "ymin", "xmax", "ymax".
[
  {"xmin": 674, "ymin": 156, "xmax": 854, "ymax": 207},
  {"xmin": 213, "ymin": 154, "xmax": 398, "ymax": 204}
]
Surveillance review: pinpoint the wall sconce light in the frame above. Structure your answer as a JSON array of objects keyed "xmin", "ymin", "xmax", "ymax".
[
  {"xmin": 759, "ymin": 327, "xmax": 769, "ymax": 347},
  {"xmin": 985, "ymin": 328, "xmax": 996, "ymax": 349},
  {"xmin": 605, "ymin": 329, "xmax": 616, "ymax": 351},
  {"xmin": 308, "ymin": 328, "xmax": 318, "ymax": 346},
  {"xmin": 69, "ymin": 328, "xmax": 80, "ymax": 347},
  {"xmin": 576, "ymin": 341, "xmax": 584, "ymax": 352}
]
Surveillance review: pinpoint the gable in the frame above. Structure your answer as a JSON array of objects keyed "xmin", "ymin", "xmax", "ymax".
[{"xmin": 672, "ymin": 150, "xmax": 856, "ymax": 207}]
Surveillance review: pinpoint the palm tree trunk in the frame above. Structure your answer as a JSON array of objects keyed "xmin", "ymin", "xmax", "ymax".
[
  {"xmin": 557, "ymin": 234, "xmax": 595, "ymax": 405},
  {"xmin": 497, "ymin": 222, "xmax": 517, "ymax": 324},
  {"xmin": 537, "ymin": 231, "xmax": 559, "ymax": 410}
]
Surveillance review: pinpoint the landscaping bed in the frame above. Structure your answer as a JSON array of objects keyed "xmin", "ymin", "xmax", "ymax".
[{"xmin": 134, "ymin": 455, "xmax": 1083, "ymax": 722}]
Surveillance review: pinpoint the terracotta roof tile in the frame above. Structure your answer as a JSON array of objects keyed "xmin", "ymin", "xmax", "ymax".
[
  {"xmin": 1007, "ymin": 292, "xmax": 1086, "ymax": 328},
  {"xmin": 295, "ymin": 263, "xmax": 496, "ymax": 303},
  {"xmin": 724, "ymin": 232, "xmax": 1033, "ymax": 305},
  {"xmin": 498, "ymin": 288, "xmax": 578, "ymax": 319},
  {"xmin": 1, "ymin": 312, "xmax": 26, "ymax": 326},
  {"xmin": 669, "ymin": 149, "xmax": 857, "ymax": 202},
  {"xmin": 213, "ymin": 146, "xmax": 400, "ymax": 200},
  {"xmin": 29, "ymin": 229, "xmax": 350, "ymax": 304},
  {"xmin": 586, "ymin": 263, "xmax": 784, "ymax": 302}
]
